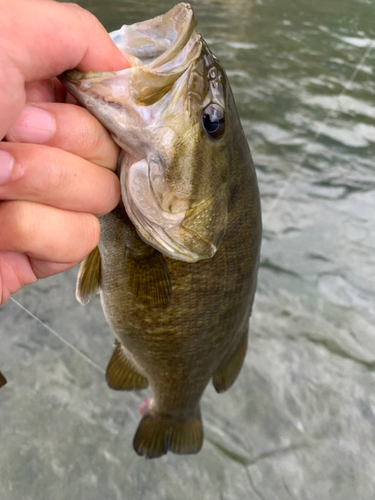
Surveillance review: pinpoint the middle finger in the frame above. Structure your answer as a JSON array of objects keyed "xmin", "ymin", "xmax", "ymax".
[
  {"xmin": 5, "ymin": 102, "xmax": 119, "ymax": 170},
  {"xmin": 0, "ymin": 143, "xmax": 120, "ymax": 217}
]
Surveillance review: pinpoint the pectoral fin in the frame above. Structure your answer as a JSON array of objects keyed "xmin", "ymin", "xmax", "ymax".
[
  {"xmin": 0, "ymin": 371, "xmax": 7, "ymax": 388},
  {"xmin": 106, "ymin": 339, "xmax": 149, "ymax": 391},
  {"xmin": 212, "ymin": 326, "xmax": 248, "ymax": 393},
  {"xmin": 125, "ymin": 249, "xmax": 172, "ymax": 309},
  {"xmin": 76, "ymin": 247, "xmax": 101, "ymax": 305}
]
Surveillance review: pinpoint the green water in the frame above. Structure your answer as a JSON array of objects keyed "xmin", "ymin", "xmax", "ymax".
[{"xmin": 1, "ymin": 0, "xmax": 375, "ymax": 498}]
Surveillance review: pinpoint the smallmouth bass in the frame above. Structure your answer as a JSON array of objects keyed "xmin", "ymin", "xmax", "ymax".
[{"xmin": 60, "ymin": 3, "xmax": 262, "ymax": 458}]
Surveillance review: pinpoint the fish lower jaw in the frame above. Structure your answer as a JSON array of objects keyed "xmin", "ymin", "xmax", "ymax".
[
  {"xmin": 125, "ymin": 197, "xmax": 218, "ymax": 262},
  {"xmin": 134, "ymin": 219, "xmax": 204, "ymax": 262},
  {"xmin": 125, "ymin": 197, "xmax": 219, "ymax": 261}
]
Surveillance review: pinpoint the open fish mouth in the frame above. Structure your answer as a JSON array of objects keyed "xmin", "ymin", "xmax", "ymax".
[
  {"xmin": 110, "ymin": 3, "xmax": 196, "ymax": 68},
  {"xmin": 110, "ymin": 2, "xmax": 201, "ymax": 106}
]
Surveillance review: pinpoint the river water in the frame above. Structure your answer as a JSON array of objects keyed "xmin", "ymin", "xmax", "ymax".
[{"xmin": 1, "ymin": 0, "xmax": 375, "ymax": 498}]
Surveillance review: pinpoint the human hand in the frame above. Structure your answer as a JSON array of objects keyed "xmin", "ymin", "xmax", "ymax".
[{"xmin": 0, "ymin": 0, "xmax": 129, "ymax": 304}]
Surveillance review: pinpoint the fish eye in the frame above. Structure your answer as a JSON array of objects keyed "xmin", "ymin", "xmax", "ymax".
[{"xmin": 201, "ymin": 104, "xmax": 225, "ymax": 140}]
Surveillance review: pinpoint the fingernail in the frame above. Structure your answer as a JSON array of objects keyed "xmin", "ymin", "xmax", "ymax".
[
  {"xmin": 7, "ymin": 105, "xmax": 56, "ymax": 144},
  {"xmin": 0, "ymin": 150, "xmax": 14, "ymax": 185}
]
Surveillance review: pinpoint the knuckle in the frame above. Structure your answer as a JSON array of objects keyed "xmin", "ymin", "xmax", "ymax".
[
  {"xmin": 80, "ymin": 214, "xmax": 100, "ymax": 253},
  {"xmin": 45, "ymin": 161, "xmax": 67, "ymax": 194},
  {"xmin": 77, "ymin": 112, "xmax": 117, "ymax": 168},
  {"xmin": 92, "ymin": 127, "xmax": 109, "ymax": 159},
  {"xmin": 0, "ymin": 201, "xmax": 36, "ymax": 251},
  {"xmin": 65, "ymin": 4, "xmax": 104, "ymax": 43},
  {"xmin": 36, "ymin": 147, "xmax": 76, "ymax": 201},
  {"xmin": 64, "ymin": 3, "xmax": 97, "ymax": 25},
  {"xmin": 44, "ymin": 156, "xmax": 66, "ymax": 194},
  {"xmin": 25, "ymin": 146, "xmax": 67, "ymax": 195},
  {"xmin": 106, "ymin": 174, "xmax": 121, "ymax": 211},
  {"xmin": 94, "ymin": 172, "xmax": 120, "ymax": 216},
  {"xmin": 79, "ymin": 114, "xmax": 107, "ymax": 156},
  {"xmin": 89, "ymin": 215, "xmax": 101, "ymax": 245},
  {"xmin": 58, "ymin": 213, "xmax": 100, "ymax": 263}
]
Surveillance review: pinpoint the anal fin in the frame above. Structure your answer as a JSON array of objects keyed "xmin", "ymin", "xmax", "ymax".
[
  {"xmin": 126, "ymin": 249, "xmax": 172, "ymax": 309},
  {"xmin": 76, "ymin": 246, "xmax": 101, "ymax": 305},
  {"xmin": 133, "ymin": 408, "xmax": 203, "ymax": 458},
  {"xmin": 0, "ymin": 370, "xmax": 7, "ymax": 388},
  {"xmin": 212, "ymin": 325, "xmax": 249, "ymax": 393},
  {"xmin": 106, "ymin": 339, "xmax": 148, "ymax": 391}
]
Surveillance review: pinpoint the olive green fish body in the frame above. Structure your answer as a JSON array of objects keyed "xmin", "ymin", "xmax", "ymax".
[{"xmin": 61, "ymin": 3, "xmax": 261, "ymax": 458}]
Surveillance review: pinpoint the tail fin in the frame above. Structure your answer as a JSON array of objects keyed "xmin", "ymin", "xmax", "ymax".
[{"xmin": 133, "ymin": 409, "xmax": 203, "ymax": 458}]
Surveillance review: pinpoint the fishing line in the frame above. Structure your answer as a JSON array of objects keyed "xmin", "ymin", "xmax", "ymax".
[
  {"xmin": 10, "ymin": 297, "xmax": 105, "ymax": 375},
  {"xmin": 263, "ymin": 39, "xmax": 375, "ymax": 222}
]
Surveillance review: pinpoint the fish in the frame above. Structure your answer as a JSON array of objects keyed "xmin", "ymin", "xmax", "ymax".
[{"xmin": 59, "ymin": 3, "xmax": 262, "ymax": 458}]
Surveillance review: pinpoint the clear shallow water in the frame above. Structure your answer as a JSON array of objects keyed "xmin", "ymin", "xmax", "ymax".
[{"xmin": 1, "ymin": 0, "xmax": 375, "ymax": 498}]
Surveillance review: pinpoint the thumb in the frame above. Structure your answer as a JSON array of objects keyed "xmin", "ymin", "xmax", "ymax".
[{"xmin": 0, "ymin": 0, "xmax": 129, "ymax": 139}]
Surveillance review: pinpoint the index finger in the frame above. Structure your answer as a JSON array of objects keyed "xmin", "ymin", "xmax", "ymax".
[{"xmin": 0, "ymin": 0, "xmax": 129, "ymax": 138}]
